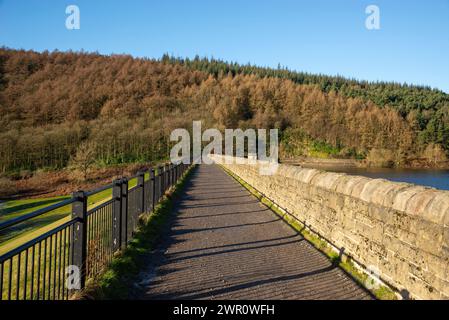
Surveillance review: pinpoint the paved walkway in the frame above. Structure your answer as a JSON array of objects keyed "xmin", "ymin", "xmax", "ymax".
[{"xmin": 138, "ymin": 165, "xmax": 372, "ymax": 300}]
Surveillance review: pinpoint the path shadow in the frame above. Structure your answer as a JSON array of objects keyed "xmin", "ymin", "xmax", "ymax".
[
  {"xmin": 167, "ymin": 238, "xmax": 304, "ymax": 263},
  {"xmin": 177, "ymin": 208, "xmax": 273, "ymax": 220},
  {"xmin": 149, "ymin": 263, "xmax": 337, "ymax": 300},
  {"xmin": 169, "ymin": 217, "xmax": 283, "ymax": 237},
  {"xmin": 169, "ymin": 234, "xmax": 301, "ymax": 255},
  {"xmin": 178, "ymin": 199, "xmax": 260, "ymax": 209}
]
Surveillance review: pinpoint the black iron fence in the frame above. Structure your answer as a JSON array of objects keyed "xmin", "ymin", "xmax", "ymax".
[{"xmin": 0, "ymin": 162, "xmax": 190, "ymax": 300}]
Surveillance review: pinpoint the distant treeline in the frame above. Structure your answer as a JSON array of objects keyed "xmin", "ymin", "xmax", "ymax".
[
  {"xmin": 0, "ymin": 48, "xmax": 448, "ymax": 173},
  {"xmin": 163, "ymin": 54, "xmax": 449, "ymax": 151}
]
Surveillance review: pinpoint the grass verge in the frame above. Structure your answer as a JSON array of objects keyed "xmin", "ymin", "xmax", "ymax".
[
  {"xmin": 219, "ymin": 165, "xmax": 398, "ymax": 300},
  {"xmin": 79, "ymin": 165, "xmax": 195, "ymax": 300}
]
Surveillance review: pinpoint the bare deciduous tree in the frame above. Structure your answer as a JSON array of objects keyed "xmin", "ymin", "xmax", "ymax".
[{"xmin": 69, "ymin": 142, "xmax": 97, "ymax": 181}]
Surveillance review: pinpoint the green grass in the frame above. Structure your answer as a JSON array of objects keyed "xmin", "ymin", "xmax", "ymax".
[
  {"xmin": 0, "ymin": 197, "xmax": 68, "ymax": 221},
  {"xmin": 80, "ymin": 165, "xmax": 194, "ymax": 299},
  {"xmin": 220, "ymin": 165, "xmax": 398, "ymax": 300},
  {"xmin": 309, "ymin": 140, "xmax": 341, "ymax": 158},
  {"xmin": 0, "ymin": 197, "xmax": 72, "ymax": 255}
]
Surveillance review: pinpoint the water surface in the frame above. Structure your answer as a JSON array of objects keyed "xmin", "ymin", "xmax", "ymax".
[{"xmin": 303, "ymin": 165, "xmax": 449, "ymax": 191}]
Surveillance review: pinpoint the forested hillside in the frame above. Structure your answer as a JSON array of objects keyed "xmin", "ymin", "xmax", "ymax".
[
  {"xmin": 0, "ymin": 48, "xmax": 448, "ymax": 175},
  {"xmin": 165, "ymin": 55, "xmax": 449, "ymax": 151}
]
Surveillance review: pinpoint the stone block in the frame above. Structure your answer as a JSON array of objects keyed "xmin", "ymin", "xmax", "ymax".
[
  {"xmin": 296, "ymin": 168, "xmax": 321, "ymax": 184},
  {"xmin": 405, "ymin": 189, "xmax": 439, "ymax": 219},
  {"xmin": 392, "ymin": 185, "xmax": 427, "ymax": 212},
  {"xmin": 310, "ymin": 172, "xmax": 346, "ymax": 191},
  {"xmin": 350, "ymin": 177, "xmax": 373, "ymax": 198},
  {"xmin": 421, "ymin": 191, "xmax": 449, "ymax": 225}
]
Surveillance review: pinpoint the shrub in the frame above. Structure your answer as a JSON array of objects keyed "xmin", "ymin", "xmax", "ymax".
[
  {"xmin": 422, "ymin": 143, "xmax": 448, "ymax": 164},
  {"xmin": 0, "ymin": 178, "xmax": 18, "ymax": 198},
  {"xmin": 366, "ymin": 148, "xmax": 395, "ymax": 168}
]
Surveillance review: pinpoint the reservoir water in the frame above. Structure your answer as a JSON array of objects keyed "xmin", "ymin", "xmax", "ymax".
[{"xmin": 302, "ymin": 165, "xmax": 449, "ymax": 191}]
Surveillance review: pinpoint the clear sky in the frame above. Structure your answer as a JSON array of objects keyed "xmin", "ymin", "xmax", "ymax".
[{"xmin": 0, "ymin": 0, "xmax": 448, "ymax": 92}]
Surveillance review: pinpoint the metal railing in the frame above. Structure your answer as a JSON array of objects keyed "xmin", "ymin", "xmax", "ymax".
[{"xmin": 0, "ymin": 162, "xmax": 190, "ymax": 300}]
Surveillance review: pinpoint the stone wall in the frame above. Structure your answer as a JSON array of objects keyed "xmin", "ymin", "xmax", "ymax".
[{"xmin": 210, "ymin": 155, "xmax": 449, "ymax": 299}]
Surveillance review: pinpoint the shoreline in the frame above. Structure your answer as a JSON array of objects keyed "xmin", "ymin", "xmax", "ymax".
[
  {"xmin": 280, "ymin": 157, "xmax": 449, "ymax": 170},
  {"xmin": 281, "ymin": 157, "xmax": 361, "ymax": 168}
]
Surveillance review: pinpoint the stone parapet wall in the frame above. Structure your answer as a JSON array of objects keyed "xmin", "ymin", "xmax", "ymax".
[{"xmin": 210, "ymin": 155, "xmax": 449, "ymax": 299}]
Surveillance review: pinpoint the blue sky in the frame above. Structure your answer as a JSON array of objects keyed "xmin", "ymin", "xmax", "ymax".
[{"xmin": 0, "ymin": 0, "xmax": 448, "ymax": 92}]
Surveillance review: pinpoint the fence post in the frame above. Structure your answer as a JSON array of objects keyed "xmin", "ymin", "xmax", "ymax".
[
  {"xmin": 159, "ymin": 166, "xmax": 164, "ymax": 201},
  {"xmin": 138, "ymin": 171, "xmax": 145, "ymax": 214},
  {"xmin": 179, "ymin": 163, "xmax": 182, "ymax": 180},
  {"xmin": 155, "ymin": 167, "xmax": 159, "ymax": 203},
  {"xmin": 150, "ymin": 168, "xmax": 155, "ymax": 211},
  {"xmin": 121, "ymin": 178, "xmax": 129, "ymax": 249},
  {"xmin": 168, "ymin": 164, "xmax": 172, "ymax": 188},
  {"xmin": 71, "ymin": 190, "xmax": 88, "ymax": 291},
  {"xmin": 166, "ymin": 164, "xmax": 170, "ymax": 189},
  {"xmin": 164, "ymin": 163, "xmax": 169, "ymax": 192},
  {"xmin": 174, "ymin": 163, "xmax": 177, "ymax": 182},
  {"xmin": 161, "ymin": 164, "xmax": 165, "ymax": 194},
  {"xmin": 112, "ymin": 179, "xmax": 122, "ymax": 252}
]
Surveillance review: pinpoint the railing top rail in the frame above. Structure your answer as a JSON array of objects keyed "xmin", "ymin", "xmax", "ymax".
[
  {"xmin": 85, "ymin": 183, "xmax": 113, "ymax": 197},
  {"xmin": 128, "ymin": 184, "xmax": 140, "ymax": 193},
  {"xmin": 127, "ymin": 173, "xmax": 140, "ymax": 180},
  {"xmin": 0, "ymin": 218, "xmax": 78, "ymax": 262},
  {"xmin": 87, "ymin": 198, "xmax": 114, "ymax": 216},
  {"xmin": 0, "ymin": 197, "xmax": 75, "ymax": 232}
]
